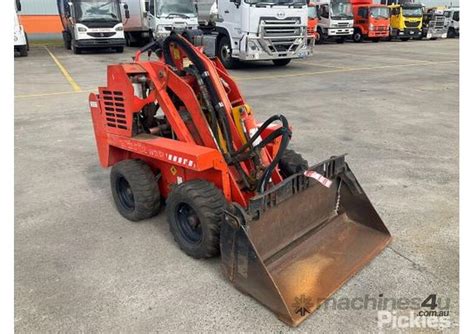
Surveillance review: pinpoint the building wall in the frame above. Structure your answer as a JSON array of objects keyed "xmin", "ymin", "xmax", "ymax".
[
  {"xmin": 18, "ymin": 0, "xmax": 216, "ymax": 38},
  {"xmin": 18, "ymin": 0, "xmax": 62, "ymax": 38}
]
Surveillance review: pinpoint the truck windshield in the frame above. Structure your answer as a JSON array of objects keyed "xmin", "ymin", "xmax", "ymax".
[
  {"xmin": 370, "ymin": 7, "xmax": 389, "ymax": 19},
  {"xmin": 157, "ymin": 0, "xmax": 197, "ymax": 17},
  {"xmin": 331, "ymin": 1, "xmax": 352, "ymax": 19},
  {"xmin": 74, "ymin": 0, "xmax": 121, "ymax": 22},
  {"xmin": 402, "ymin": 7, "xmax": 422, "ymax": 17},
  {"xmin": 308, "ymin": 6, "xmax": 317, "ymax": 19},
  {"xmin": 245, "ymin": 0, "xmax": 307, "ymax": 5}
]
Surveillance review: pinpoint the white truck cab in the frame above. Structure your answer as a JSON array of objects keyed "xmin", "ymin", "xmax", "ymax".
[
  {"xmin": 145, "ymin": 0, "xmax": 199, "ymax": 40},
  {"xmin": 444, "ymin": 7, "xmax": 459, "ymax": 38},
  {"xmin": 57, "ymin": 0, "xmax": 128, "ymax": 54},
  {"xmin": 14, "ymin": 0, "xmax": 28, "ymax": 57},
  {"xmin": 204, "ymin": 0, "xmax": 310, "ymax": 68},
  {"xmin": 314, "ymin": 0, "xmax": 353, "ymax": 43}
]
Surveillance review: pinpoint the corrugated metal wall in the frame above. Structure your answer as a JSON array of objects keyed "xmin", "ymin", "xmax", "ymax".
[{"xmin": 20, "ymin": 0, "xmax": 58, "ymax": 15}]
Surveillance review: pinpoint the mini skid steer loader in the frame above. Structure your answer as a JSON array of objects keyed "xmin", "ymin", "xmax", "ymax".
[{"xmin": 89, "ymin": 32, "xmax": 391, "ymax": 326}]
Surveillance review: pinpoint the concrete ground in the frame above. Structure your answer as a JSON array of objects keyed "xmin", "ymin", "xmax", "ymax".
[{"xmin": 15, "ymin": 39, "xmax": 459, "ymax": 333}]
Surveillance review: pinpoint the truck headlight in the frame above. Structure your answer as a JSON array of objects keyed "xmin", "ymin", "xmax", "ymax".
[
  {"xmin": 115, "ymin": 26, "xmax": 124, "ymax": 31},
  {"xmin": 369, "ymin": 23, "xmax": 374, "ymax": 31},
  {"xmin": 78, "ymin": 27, "xmax": 87, "ymax": 32},
  {"xmin": 248, "ymin": 40, "xmax": 259, "ymax": 51}
]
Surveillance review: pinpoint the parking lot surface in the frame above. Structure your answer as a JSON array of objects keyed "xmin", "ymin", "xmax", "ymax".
[{"xmin": 15, "ymin": 39, "xmax": 459, "ymax": 332}]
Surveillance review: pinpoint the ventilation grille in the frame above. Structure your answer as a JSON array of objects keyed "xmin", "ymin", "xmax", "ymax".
[{"xmin": 102, "ymin": 91, "xmax": 128, "ymax": 130}]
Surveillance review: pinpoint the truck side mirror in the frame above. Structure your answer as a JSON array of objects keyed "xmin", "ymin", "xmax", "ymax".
[
  {"xmin": 145, "ymin": 1, "xmax": 149, "ymax": 12},
  {"xmin": 232, "ymin": 0, "xmax": 241, "ymax": 8},
  {"xmin": 16, "ymin": 0, "xmax": 21, "ymax": 12},
  {"xmin": 123, "ymin": 4, "xmax": 130, "ymax": 19}
]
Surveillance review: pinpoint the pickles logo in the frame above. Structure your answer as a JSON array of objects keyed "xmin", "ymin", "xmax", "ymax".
[{"xmin": 292, "ymin": 295, "xmax": 314, "ymax": 316}]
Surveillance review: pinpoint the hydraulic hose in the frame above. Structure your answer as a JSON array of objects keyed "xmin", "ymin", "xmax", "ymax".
[{"xmin": 162, "ymin": 34, "xmax": 291, "ymax": 193}]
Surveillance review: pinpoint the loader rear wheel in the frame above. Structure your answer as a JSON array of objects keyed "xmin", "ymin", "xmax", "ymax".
[
  {"xmin": 166, "ymin": 180, "xmax": 226, "ymax": 259},
  {"xmin": 279, "ymin": 149, "xmax": 309, "ymax": 178},
  {"xmin": 110, "ymin": 159, "xmax": 161, "ymax": 222}
]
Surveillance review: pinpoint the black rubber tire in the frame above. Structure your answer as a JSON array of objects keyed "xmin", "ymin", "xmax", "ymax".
[
  {"xmin": 115, "ymin": 47, "xmax": 124, "ymax": 53},
  {"xmin": 400, "ymin": 38, "xmax": 410, "ymax": 42},
  {"xmin": 272, "ymin": 59, "xmax": 292, "ymax": 67},
  {"xmin": 371, "ymin": 38, "xmax": 380, "ymax": 43},
  {"xmin": 72, "ymin": 41, "xmax": 82, "ymax": 54},
  {"xmin": 336, "ymin": 37, "xmax": 345, "ymax": 44},
  {"xmin": 110, "ymin": 159, "xmax": 161, "ymax": 222},
  {"xmin": 64, "ymin": 32, "xmax": 72, "ymax": 50},
  {"xmin": 18, "ymin": 45, "xmax": 28, "ymax": 57},
  {"xmin": 166, "ymin": 180, "xmax": 226, "ymax": 259},
  {"xmin": 315, "ymin": 28, "xmax": 324, "ymax": 44},
  {"xmin": 279, "ymin": 149, "xmax": 309, "ymax": 178},
  {"xmin": 447, "ymin": 28, "xmax": 455, "ymax": 39},
  {"xmin": 353, "ymin": 31, "xmax": 363, "ymax": 43},
  {"xmin": 217, "ymin": 35, "xmax": 240, "ymax": 69}
]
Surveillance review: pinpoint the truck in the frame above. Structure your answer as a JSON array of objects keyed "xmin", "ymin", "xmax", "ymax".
[
  {"xmin": 313, "ymin": 0, "xmax": 354, "ymax": 44},
  {"xmin": 14, "ymin": 0, "xmax": 28, "ymax": 57},
  {"xmin": 308, "ymin": 2, "xmax": 320, "ymax": 44},
  {"xmin": 57, "ymin": 0, "xmax": 129, "ymax": 54},
  {"xmin": 122, "ymin": 0, "xmax": 199, "ymax": 46},
  {"xmin": 444, "ymin": 7, "xmax": 459, "ymax": 38},
  {"xmin": 381, "ymin": 0, "xmax": 422, "ymax": 41},
  {"xmin": 350, "ymin": 0, "xmax": 390, "ymax": 42},
  {"xmin": 199, "ymin": 0, "xmax": 311, "ymax": 69},
  {"xmin": 420, "ymin": 7, "xmax": 447, "ymax": 40}
]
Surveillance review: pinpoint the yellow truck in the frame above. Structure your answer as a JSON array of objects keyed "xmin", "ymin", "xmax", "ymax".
[{"xmin": 387, "ymin": 3, "xmax": 423, "ymax": 41}]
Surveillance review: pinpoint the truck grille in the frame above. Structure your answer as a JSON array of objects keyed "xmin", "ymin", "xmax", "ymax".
[
  {"xmin": 433, "ymin": 16, "xmax": 446, "ymax": 27},
  {"xmin": 405, "ymin": 21, "xmax": 420, "ymax": 28},
  {"xmin": 87, "ymin": 32, "xmax": 116, "ymax": 38},
  {"xmin": 336, "ymin": 22, "xmax": 350, "ymax": 28},
  {"xmin": 259, "ymin": 17, "xmax": 305, "ymax": 54}
]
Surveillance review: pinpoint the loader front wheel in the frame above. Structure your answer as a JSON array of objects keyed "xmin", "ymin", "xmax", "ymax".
[
  {"xmin": 279, "ymin": 149, "xmax": 309, "ymax": 178},
  {"xmin": 110, "ymin": 160, "xmax": 161, "ymax": 222},
  {"xmin": 166, "ymin": 180, "xmax": 226, "ymax": 259}
]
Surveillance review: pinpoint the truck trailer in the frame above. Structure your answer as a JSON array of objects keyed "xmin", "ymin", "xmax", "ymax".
[
  {"xmin": 199, "ymin": 0, "xmax": 311, "ymax": 69},
  {"xmin": 314, "ymin": 0, "xmax": 354, "ymax": 44},
  {"xmin": 14, "ymin": 0, "xmax": 28, "ymax": 57},
  {"xmin": 122, "ymin": 0, "xmax": 199, "ymax": 46},
  {"xmin": 350, "ymin": 0, "xmax": 390, "ymax": 42},
  {"xmin": 57, "ymin": 0, "xmax": 129, "ymax": 54}
]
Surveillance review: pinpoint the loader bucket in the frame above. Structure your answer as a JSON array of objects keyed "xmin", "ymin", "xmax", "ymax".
[{"xmin": 220, "ymin": 155, "xmax": 391, "ymax": 327}]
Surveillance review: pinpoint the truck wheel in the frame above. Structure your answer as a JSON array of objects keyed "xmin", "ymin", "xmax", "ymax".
[
  {"xmin": 273, "ymin": 59, "xmax": 291, "ymax": 67},
  {"xmin": 110, "ymin": 159, "xmax": 162, "ymax": 222},
  {"xmin": 72, "ymin": 42, "xmax": 82, "ymax": 54},
  {"xmin": 353, "ymin": 31, "xmax": 363, "ymax": 43},
  {"xmin": 218, "ymin": 35, "xmax": 240, "ymax": 69},
  {"xmin": 18, "ymin": 45, "xmax": 28, "ymax": 57},
  {"xmin": 447, "ymin": 28, "xmax": 455, "ymax": 38},
  {"xmin": 166, "ymin": 180, "xmax": 227, "ymax": 259},
  {"xmin": 63, "ymin": 32, "xmax": 72, "ymax": 50},
  {"xmin": 336, "ymin": 37, "xmax": 345, "ymax": 44},
  {"xmin": 316, "ymin": 28, "xmax": 324, "ymax": 44},
  {"xmin": 115, "ymin": 47, "xmax": 124, "ymax": 53},
  {"xmin": 371, "ymin": 38, "xmax": 380, "ymax": 43},
  {"xmin": 279, "ymin": 149, "xmax": 309, "ymax": 178}
]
